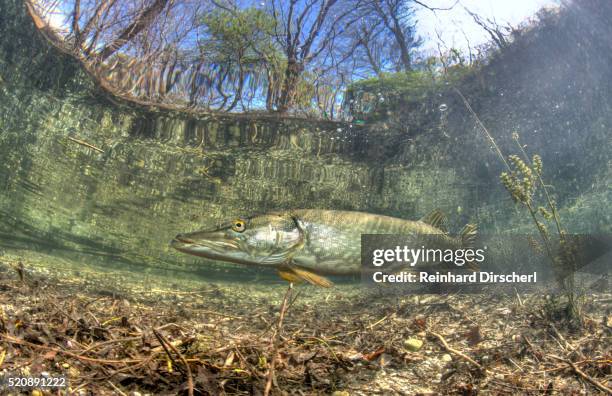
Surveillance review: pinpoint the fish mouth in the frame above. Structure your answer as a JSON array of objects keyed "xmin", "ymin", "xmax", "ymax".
[
  {"xmin": 174, "ymin": 234, "xmax": 196, "ymax": 244},
  {"xmin": 171, "ymin": 230, "xmax": 240, "ymax": 257}
]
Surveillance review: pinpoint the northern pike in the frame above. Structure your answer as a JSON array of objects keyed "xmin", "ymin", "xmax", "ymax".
[{"xmin": 171, "ymin": 209, "xmax": 477, "ymax": 287}]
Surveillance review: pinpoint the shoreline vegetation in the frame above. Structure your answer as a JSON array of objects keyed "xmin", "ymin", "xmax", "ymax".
[{"xmin": 22, "ymin": 0, "xmax": 544, "ymax": 121}]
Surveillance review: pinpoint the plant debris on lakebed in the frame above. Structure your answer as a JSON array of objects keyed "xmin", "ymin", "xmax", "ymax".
[{"xmin": 0, "ymin": 253, "xmax": 610, "ymax": 395}]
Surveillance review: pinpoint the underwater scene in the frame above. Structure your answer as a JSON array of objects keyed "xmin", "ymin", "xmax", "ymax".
[{"xmin": 0, "ymin": 0, "xmax": 610, "ymax": 394}]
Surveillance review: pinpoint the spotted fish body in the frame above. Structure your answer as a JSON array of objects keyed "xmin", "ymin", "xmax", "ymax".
[
  {"xmin": 289, "ymin": 210, "xmax": 452, "ymax": 275},
  {"xmin": 172, "ymin": 209, "xmax": 476, "ymax": 286}
]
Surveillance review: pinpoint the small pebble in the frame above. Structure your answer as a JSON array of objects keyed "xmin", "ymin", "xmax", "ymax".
[
  {"xmin": 404, "ymin": 338, "xmax": 423, "ymax": 351},
  {"xmin": 441, "ymin": 354, "xmax": 452, "ymax": 362}
]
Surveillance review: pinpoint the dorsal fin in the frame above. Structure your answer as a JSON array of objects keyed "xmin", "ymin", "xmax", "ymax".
[
  {"xmin": 420, "ymin": 209, "xmax": 447, "ymax": 232},
  {"xmin": 460, "ymin": 223, "xmax": 478, "ymax": 247}
]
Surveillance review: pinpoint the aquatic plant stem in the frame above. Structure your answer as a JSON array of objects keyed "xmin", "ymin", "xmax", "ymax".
[
  {"xmin": 452, "ymin": 87, "xmax": 512, "ymax": 172},
  {"xmin": 525, "ymin": 200, "xmax": 555, "ymax": 264},
  {"xmin": 512, "ymin": 135, "xmax": 564, "ymax": 237},
  {"xmin": 454, "ymin": 86, "xmax": 580, "ymax": 321},
  {"xmin": 513, "ymin": 136, "xmax": 578, "ymax": 316},
  {"xmin": 454, "ymin": 87, "xmax": 556, "ymax": 264},
  {"xmin": 264, "ymin": 283, "xmax": 293, "ymax": 396}
]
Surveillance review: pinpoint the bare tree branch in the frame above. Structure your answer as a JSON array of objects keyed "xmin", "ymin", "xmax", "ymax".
[{"xmin": 98, "ymin": 0, "xmax": 171, "ymax": 61}]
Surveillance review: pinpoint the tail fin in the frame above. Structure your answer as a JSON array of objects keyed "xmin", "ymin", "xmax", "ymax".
[{"xmin": 460, "ymin": 223, "xmax": 479, "ymax": 271}]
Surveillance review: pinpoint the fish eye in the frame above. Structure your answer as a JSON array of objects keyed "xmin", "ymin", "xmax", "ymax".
[{"xmin": 232, "ymin": 219, "xmax": 246, "ymax": 233}]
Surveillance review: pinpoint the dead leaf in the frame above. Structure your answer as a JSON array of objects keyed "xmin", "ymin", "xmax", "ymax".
[
  {"xmin": 362, "ymin": 347, "xmax": 385, "ymax": 361},
  {"xmin": 464, "ymin": 326, "xmax": 483, "ymax": 346},
  {"xmin": 413, "ymin": 318, "xmax": 427, "ymax": 331}
]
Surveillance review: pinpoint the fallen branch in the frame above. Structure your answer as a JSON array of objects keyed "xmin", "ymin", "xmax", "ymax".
[
  {"xmin": 549, "ymin": 355, "xmax": 612, "ymax": 394},
  {"xmin": 0, "ymin": 333, "xmax": 146, "ymax": 364},
  {"xmin": 79, "ymin": 336, "xmax": 142, "ymax": 354}
]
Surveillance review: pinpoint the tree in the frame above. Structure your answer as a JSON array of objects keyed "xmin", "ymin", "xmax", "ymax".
[
  {"xmin": 62, "ymin": 0, "xmax": 174, "ymax": 60},
  {"xmin": 268, "ymin": 0, "xmax": 357, "ymax": 112},
  {"xmin": 199, "ymin": 7, "xmax": 280, "ymax": 111},
  {"xmin": 358, "ymin": 0, "xmax": 421, "ymax": 73},
  {"xmin": 31, "ymin": 0, "xmax": 433, "ymax": 116},
  {"xmin": 97, "ymin": 0, "xmax": 170, "ymax": 61},
  {"xmin": 464, "ymin": 6, "xmax": 512, "ymax": 50}
]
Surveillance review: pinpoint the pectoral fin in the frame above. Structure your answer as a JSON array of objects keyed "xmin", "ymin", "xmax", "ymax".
[
  {"xmin": 278, "ymin": 268, "xmax": 304, "ymax": 283},
  {"xmin": 277, "ymin": 265, "xmax": 333, "ymax": 288}
]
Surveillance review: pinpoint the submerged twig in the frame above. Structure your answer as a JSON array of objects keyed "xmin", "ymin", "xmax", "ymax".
[
  {"xmin": 549, "ymin": 355, "xmax": 612, "ymax": 394},
  {"xmin": 67, "ymin": 136, "xmax": 104, "ymax": 153},
  {"xmin": 0, "ymin": 334, "xmax": 146, "ymax": 364},
  {"xmin": 429, "ymin": 331, "xmax": 487, "ymax": 373},
  {"xmin": 264, "ymin": 283, "xmax": 293, "ymax": 396},
  {"xmin": 107, "ymin": 380, "xmax": 128, "ymax": 396},
  {"xmin": 153, "ymin": 329, "xmax": 194, "ymax": 396},
  {"xmin": 153, "ymin": 330, "xmax": 181, "ymax": 373}
]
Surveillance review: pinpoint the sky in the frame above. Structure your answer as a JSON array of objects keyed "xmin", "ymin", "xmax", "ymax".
[
  {"xmin": 414, "ymin": 0, "xmax": 560, "ymax": 54},
  {"xmin": 43, "ymin": 0, "xmax": 560, "ymax": 56}
]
